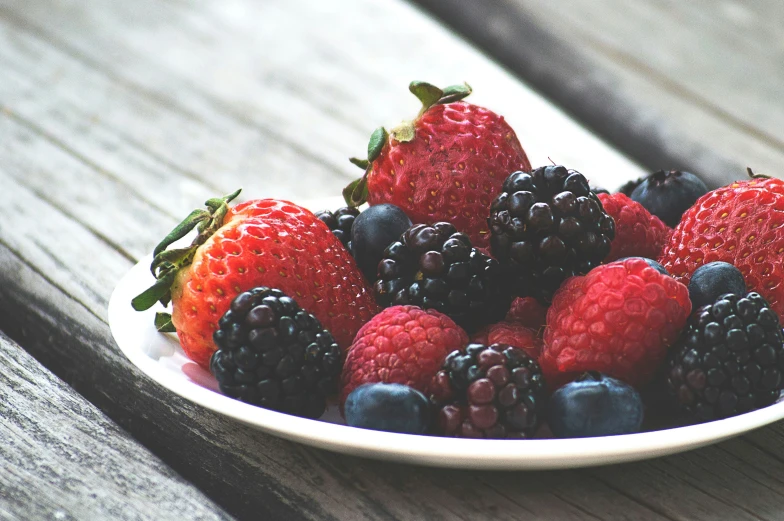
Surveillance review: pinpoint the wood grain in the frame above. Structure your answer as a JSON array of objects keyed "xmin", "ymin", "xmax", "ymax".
[
  {"xmin": 414, "ymin": 0, "xmax": 784, "ymax": 187},
  {"xmin": 0, "ymin": 0, "xmax": 782, "ymax": 520},
  {"xmin": 0, "ymin": 332, "xmax": 232, "ymax": 521}
]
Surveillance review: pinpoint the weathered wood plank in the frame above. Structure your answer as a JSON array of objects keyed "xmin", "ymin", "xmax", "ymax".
[
  {"xmin": 0, "ymin": 332, "xmax": 233, "ymax": 521},
  {"xmin": 414, "ymin": 0, "xmax": 784, "ymax": 187}
]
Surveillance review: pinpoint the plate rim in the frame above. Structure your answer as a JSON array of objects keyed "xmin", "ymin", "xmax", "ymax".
[{"xmin": 109, "ymin": 255, "xmax": 784, "ymax": 470}]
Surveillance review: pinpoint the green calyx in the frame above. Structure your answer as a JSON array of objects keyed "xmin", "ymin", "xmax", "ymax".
[
  {"xmin": 131, "ymin": 189, "xmax": 242, "ymax": 323},
  {"xmin": 343, "ymin": 81, "xmax": 472, "ymax": 206}
]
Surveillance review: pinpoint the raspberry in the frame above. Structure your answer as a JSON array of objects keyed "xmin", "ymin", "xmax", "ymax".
[
  {"xmin": 340, "ymin": 306, "xmax": 468, "ymax": 406},
  {"xmin": 471, "ymin": 321, "xmax": 541, "ymax": 360},
  {"xmin": 505, "ymin": 296, "xmax": 547, "ymax": 332},
  {"xmin": 542, "ymin": 258, "xmax": 691, "ymax": 389},
  {"xmin": 597, "ymin": 193, "xmax": 671, "ymax": 263}
]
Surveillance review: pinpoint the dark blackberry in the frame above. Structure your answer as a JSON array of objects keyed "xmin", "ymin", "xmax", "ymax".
[
  {"xmin": 210, "ymin": 287, "xmax": 342, "ymax": 419},
  {"xmin": 373, "ymin": 222, "xmax": 510, "ymax": 332},
  {"xmin": 433, "ymin": 343, "xmax": 547, "ymax": 438},
  {"xmin": 667, "ymin": 292, "xmax": 784, "ymax": 422},
  {"xmin": 488, "ymin": 165, "xmax": 615, "ymax": 303},
  {"xmin": 315, "ymin": 206, "xmax": 360, "ymax": 249}
]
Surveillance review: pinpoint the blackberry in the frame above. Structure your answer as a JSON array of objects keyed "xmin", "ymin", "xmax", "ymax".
[
  {"xmin": 373, "ymin": 222, "xmax": 509, "ymax": 332},
  {"xmin": 210, "ymin": 287, "xmax": 342, "ymax": 419},
  {"xmin": 315, "ymin": 206, "xmax": 360, "ymax": 249},
  {"xmin": 433, "ymin": 343, "xmax": 547, "ymax": 438},
  {"xmin": 667, "ymin": 292, "xmax": 784, "ymax": 422},
  {"xmin": 488, "ymin": 165, "xmax": 615, "ymax": 303}
]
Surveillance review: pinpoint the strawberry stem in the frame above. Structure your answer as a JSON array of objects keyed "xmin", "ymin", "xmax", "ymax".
[{"xmin": 131, "ymin": 189, "xmax": 241, "ymax": 312}]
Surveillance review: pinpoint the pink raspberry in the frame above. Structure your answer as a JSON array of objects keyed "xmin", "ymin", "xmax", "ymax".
[
  {"xmin": 471, "ymin": 321, "xmax": 541, "ymax": 360},
  {"xmin": 541, "ymin": 258, "xmax": 691, "ymax": 389},
  {"xmin": 340, "ymin": 306, "xmax": 468, "ymax": 407},
  {"xmin": 598, "ymin": 192, "xmax": 671, "ymax": 262},
  {"xmin": 505, "ymin": 297, "xmax": 547, "ymax": 332}
]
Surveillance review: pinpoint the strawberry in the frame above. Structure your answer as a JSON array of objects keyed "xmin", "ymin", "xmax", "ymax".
[
  {"xmin": 659, "ymin": 174, "xmax": 784, "ymax": 317},
  {"xmin": 132, "ymin": 191, "xmax": 380, "ymax": 369},
  {"xmin": 597, "ymin": 192, "xmax": 671, "ymax": 262},
  {"xmin": 344, "ymin": 81, "xmax": 530, "ymax": 248}
]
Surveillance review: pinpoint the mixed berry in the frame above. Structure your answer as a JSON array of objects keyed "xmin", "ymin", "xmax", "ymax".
[{"xmin": 134, "ymin": 80, "xmax": 784, "ymax": 441}]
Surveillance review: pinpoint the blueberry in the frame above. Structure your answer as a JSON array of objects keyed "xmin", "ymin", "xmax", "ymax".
[
  {"xmin": 344, "ymin": 383, "xmax": 430, "ymax": 434},
  {"xmin": 630, "ymin": 170, "xmax": 708, "ymax": 227},
  {"xmin": 548, "ymin": 372, "xmax": 643, "ymax": 438},
  {"xmin": 688, "ymin": 261, "xmax": 746, "ymax": 309},
  {"xmin": 616, "ymin": 257, "xmax": 669, "ymax": 276},
  {"xmin": 350, "ymin": 204, "xmax": 412, "ymax": 282}
]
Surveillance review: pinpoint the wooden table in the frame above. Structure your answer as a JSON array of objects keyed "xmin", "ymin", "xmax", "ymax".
[{"xmin": 1, "ymin": 0, "xmax": 782, "ymax": 519}]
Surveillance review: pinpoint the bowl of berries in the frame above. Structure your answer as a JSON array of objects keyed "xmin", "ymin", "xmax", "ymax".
[{"xmin": 109, "ymin": 82, "xmax": 784, "ymax": 469}]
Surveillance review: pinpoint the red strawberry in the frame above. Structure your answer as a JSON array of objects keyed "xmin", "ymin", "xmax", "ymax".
[
  {"xmin": 471, "ymin": 321, "xmax": 541, "ymax": 360},
  {"xmin": 541, "ymin": 258, "xmax": 691, "ymax": 389},
  {"xmin": 344, "ymin": 82, "xmax": 530, "ymax": 248},
  {"xmin": 505, "ymin": 297, "xmax": 547, "ymax": 332},
  {"xmin": 133, "ymin": 191, "xmax": 379, "ymax": 369},
  {"xmin": 659, "ymin": 175, "xmax": 784, "ymax": 317},
  {"xmin": 340, "ymin": 305, "xmax": 468, "ymax": 406},
  {"xmin": 597, "ymin": 192, "xmax": 671, "ymax": 262}
]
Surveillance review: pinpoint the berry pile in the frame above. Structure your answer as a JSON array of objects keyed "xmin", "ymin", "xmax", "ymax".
[{"xmin": 134, "ymin": 80, "xmax": 784, "ymax": 441}]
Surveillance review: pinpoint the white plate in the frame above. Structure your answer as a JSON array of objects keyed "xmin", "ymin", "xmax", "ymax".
[{"xmin": 108, "ymin": 203, "xmax": 784, "ymax": 470}]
